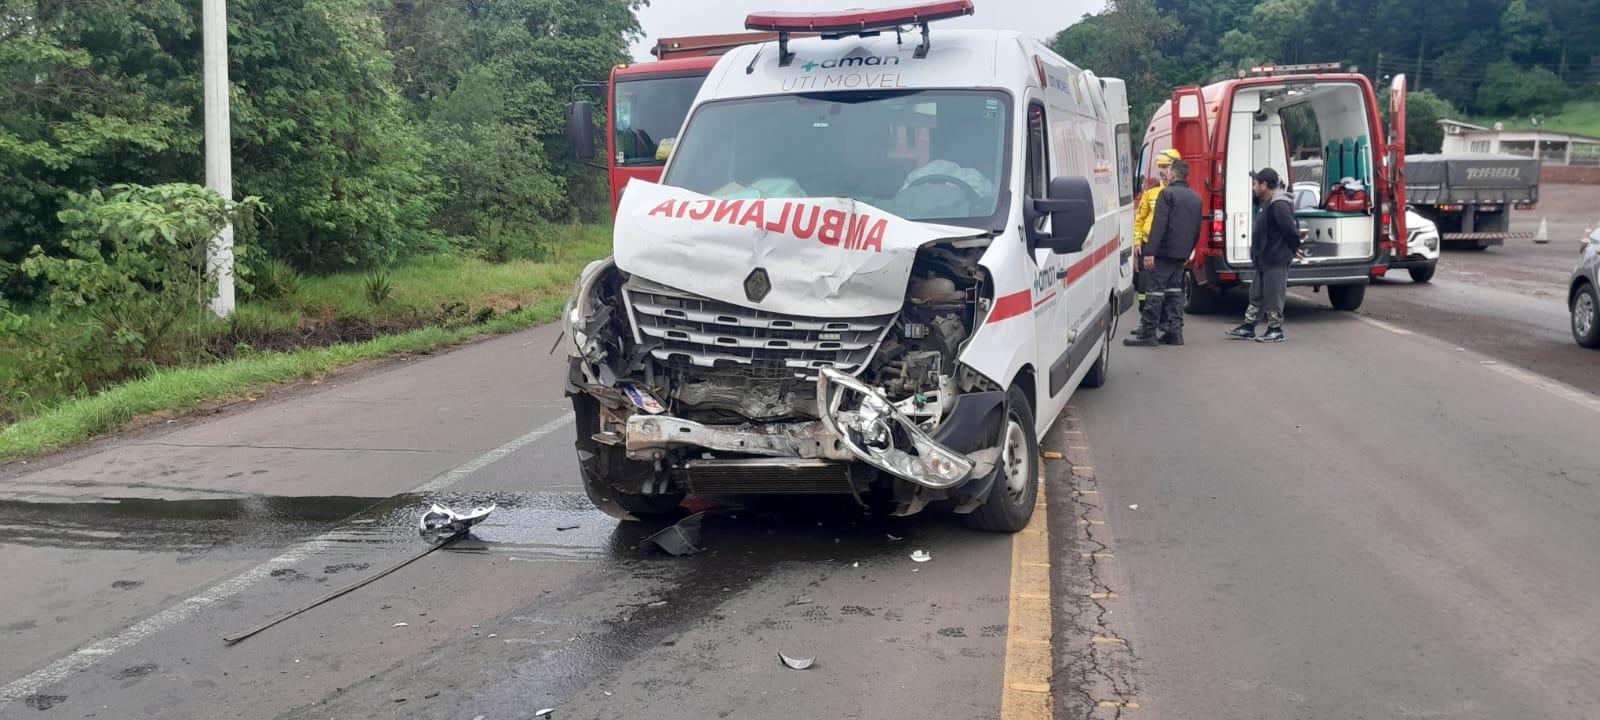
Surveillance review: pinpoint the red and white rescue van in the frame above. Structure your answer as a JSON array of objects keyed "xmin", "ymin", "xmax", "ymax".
[
  {"xmin": 561, "ymin": 1, "xmax": 1135, "ymax": 532},
  {"xmin": 1140, "ymin": 64, "xmax": 1408, "ymax": 312}
]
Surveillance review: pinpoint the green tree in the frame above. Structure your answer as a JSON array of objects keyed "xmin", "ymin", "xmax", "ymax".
[
  {"xmin": 1476, "ymin": 59, "xmax": 1569, "ymax": 115},
  {"xmin": 1379, "ymin": 89, "xmax": 1459, "ymax": 154},
  {"xmin": 227, "ymin": 0, "xmax": 439, "ymax": 271},
  {"xmin": 0, "ymin": 0, "xmax": 200, "ymax": 295},
  {"xmin": 1053, "ymin": 0, "xmax": 1184, "ymax": 137}
]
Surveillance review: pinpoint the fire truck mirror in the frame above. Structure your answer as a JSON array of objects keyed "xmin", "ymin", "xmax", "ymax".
[{"xmin": 566, "ymin": 101, "xmax": 597, "ymax": 161}]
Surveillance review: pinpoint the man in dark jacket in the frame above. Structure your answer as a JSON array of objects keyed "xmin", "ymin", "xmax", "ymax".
[
  {"xmin": 1227, "ymin": 167, "xmax": 1301, "ymax": 343},
  {"xmin": 1125, "ymin": 159, "xmax": 1202, "ymax": 346}
]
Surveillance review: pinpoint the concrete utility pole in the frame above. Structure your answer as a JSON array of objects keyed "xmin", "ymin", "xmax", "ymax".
[{"xmin": 203, "ymin": 0, "xmax": 235, "ymax": 318}]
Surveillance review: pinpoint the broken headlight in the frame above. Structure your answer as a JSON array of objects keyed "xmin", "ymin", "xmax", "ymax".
[{"xmin": 816, "ymin": 368, "xmax": 974, "ymax": 489}]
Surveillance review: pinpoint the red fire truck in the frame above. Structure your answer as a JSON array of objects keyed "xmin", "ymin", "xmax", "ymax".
[{"xmin": 567, "ymin": 33, "xmax": 783, "ymax": 213}]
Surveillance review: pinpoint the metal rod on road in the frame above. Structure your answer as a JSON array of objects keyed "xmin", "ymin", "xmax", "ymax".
[
  {"xmin": 203, "ymin": 0, "xmax": 235, "ymax": 318},
  {"xmin": 221, "ymin": 531, "xmax": 466, "ymax": 645}
]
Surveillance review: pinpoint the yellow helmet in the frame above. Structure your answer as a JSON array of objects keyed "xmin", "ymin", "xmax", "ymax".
[{"xmin": 1155, "ymin": 148, "xmax": 1182, "ymax": 167}]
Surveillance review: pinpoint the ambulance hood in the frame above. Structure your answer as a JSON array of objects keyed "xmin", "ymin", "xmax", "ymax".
[{"xmin": 613, "ymin": 181, "xmax": 977, "ymax": 318}]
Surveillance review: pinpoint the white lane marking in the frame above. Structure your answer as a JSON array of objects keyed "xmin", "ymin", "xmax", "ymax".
[
  {"xmin": 0, "ymin": 412, "xmax": 575, "ymax": 703},
  {"xmin": 1479, "ymin": 362, "xmax": 1600, "ymax": 415},
  {"xmin": 413, "ymin": 412, "xmax": 575, "ymax": 493},
  {"xmin": 1353, "ymin": 314, "xmax": 1414, "ymax": 336}
]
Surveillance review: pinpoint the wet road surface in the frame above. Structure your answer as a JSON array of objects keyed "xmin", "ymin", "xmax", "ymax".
[
  {"xmin": 3, "ymin": 187, "xmax": 1597, "ymax": 719},
  {"xmin": 0, "ymin": 321, "xmax": 1056, "ymax": 719}
]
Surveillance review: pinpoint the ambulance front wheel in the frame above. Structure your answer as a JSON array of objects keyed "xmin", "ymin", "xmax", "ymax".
[
  {"xmin": 963, "ymin": 386, "xmax": 1039, "ymax": 534},
  {"xmin": 571, "ymin": 393, "xmax": 684, "ymax": 519}
]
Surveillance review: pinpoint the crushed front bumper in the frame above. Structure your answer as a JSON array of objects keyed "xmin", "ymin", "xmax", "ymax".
[{"xmin": 606, "ymin": 368, "xmax": 995, "ymax": 490}]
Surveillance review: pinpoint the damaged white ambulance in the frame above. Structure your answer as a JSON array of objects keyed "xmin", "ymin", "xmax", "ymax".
[{"xmin": 561, "ymin": 1, "xmax": 1135, "ymax": 532}]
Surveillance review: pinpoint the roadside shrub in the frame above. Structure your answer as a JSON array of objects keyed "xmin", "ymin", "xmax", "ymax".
[
  {"xmin": 474, "ymin": 220, "xmax": 551, "ymax": 263},
  {"xmin": 363, "ymin": 270, "xmax": 396, "ymax": 306},
  {"xmin": 11, "ymin": 183, "xmax": 261, "ymax": 396},
  {"xmin": 248, "ymin": 257, "xmax": 304, "ymax": 301}
]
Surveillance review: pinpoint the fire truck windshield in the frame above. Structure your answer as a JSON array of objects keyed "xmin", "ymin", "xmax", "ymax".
[
  {"xmin": 662, "ymin": 90, "xmax": 1010, "ymax": 226},
  {"xmin": 614, "ymin": 75, "xmax": 704, "ymax": 167}
]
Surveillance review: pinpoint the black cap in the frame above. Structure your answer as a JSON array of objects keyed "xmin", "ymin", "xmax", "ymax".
[{"xmin": 1249, "ymin": 168, "xmax": 1282, "ymax": 188}]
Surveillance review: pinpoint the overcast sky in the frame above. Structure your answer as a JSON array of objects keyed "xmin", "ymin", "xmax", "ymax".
[{"xmin": 629, "ymin": 0, "xmax": 1107, "ymax": 62}]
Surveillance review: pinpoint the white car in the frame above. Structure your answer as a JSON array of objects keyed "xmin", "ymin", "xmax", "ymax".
[{"xmin": 1292, "ymin": 181, "xmax": 1438, "ymax": 283}]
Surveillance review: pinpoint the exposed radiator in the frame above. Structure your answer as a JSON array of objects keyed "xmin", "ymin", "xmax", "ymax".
[{"xmin": 679, "ymin": 458, "xmax": 855, "ymax": 495}]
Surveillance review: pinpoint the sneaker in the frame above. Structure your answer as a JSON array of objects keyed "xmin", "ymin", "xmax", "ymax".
[
  {"xmin": 1122, "ymin": 334, "xmax": 1158, "ymax": 347},
  {"xmin": 1256, "ymin": 327, "xmax": 1285, "ymax": 343},
  {"xmin": 1158, "ymin": 333, "xmax": 1184, "ymax": 346},
  {"xmin": 1224, "ymin": 323, "xmax": 1257, "ymax": 340}
]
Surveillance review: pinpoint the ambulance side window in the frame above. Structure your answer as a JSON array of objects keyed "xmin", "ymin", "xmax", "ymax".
[
  {"xmin": 1025, "ymin": 103, "xmax": 1049, "ymax": 230},
  {"xmin": 1115, "ymin": 123, "xmax": 1134, "ymax": 206}
]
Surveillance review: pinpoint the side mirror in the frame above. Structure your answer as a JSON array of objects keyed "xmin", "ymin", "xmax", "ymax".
[
  {"xmin": 566, "ymin": 101, "xmax": 596, "ymax": 161},
  {"xmin": 1029, "ymin": 176, "xmax": 1096, "ymax": 254}
]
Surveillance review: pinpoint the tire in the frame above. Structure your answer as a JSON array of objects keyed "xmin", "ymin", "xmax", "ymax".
[
  {"xmin": 571, "ymin": 393, "xmax": 684, "ymax": 518},
  {"xmin": 1328, "ymin": 283, "xmax": 1366, "ymax": 311},
  {"xmin": 1573, "ymin": 282, "xmax": 1600, "ymax": 349},
  {"xmin": 1080, "ymin": 298, "xmax": 1114, "ymax": 389},
  {"xmin": 1183, "ymin": 269, "xmax": 1221, "ymax": 314},
  {"xmin": 963, "ymin": 386, "xmax": 1039, "ymax": 533},
  {"xmin": 1408, "ymin": 262, "xmax": 1436, "ymax": 284}
]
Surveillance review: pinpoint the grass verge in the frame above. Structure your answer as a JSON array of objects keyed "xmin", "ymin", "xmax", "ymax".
[{"xmin": 0, "ymin": 295, "xmax": 570, "ymax": 462}]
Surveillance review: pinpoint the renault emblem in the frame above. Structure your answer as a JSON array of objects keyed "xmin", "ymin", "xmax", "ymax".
[{"xmin": 744, "ymin": 268, "xmax": 772, "ymax": 302}]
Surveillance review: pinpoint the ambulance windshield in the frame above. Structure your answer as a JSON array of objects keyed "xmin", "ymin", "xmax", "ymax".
[{"xmin": 662, "ymin": 90, "xmax": 1010, "ymax": 227}]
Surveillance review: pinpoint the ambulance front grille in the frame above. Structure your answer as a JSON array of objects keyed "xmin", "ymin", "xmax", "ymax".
[{"xmin": 623, "ymin": 284, "xmax": 894, "ymax": 380}]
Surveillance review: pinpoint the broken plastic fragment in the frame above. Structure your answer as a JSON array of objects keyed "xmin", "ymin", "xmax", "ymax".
[
  {"xmin": 1129, "ymin": 504, "xmax": 1139, "ymax": 510},
  {"xmin": 556, "ymin": 524, "xmax": 581, "ymax": 531},
  {"xmin": 910, "ymin": 550, "xmax": 932, "ymax": 563},
  {"xmin": 779, "ymin": 652, "xmax": 816, "ymax": 670},
  {"xmin": 639, "ymin": 512, "xmax": 706, "ymax": 556},
  {"xmin": 1041, "ymin": 450, "xmax": 1065, "ymax": 460},
  {"xmin": 535, "ymin": 709, "xmax": 554, "ymax": 717},
  {"xmin": 393, "ymin": 622, "xmax": 408, "ymax": 628},
  {"xmin": 887, "ymin": 534, "xmax": 903, "ymax": 541},
  {"xmin": 418, "ymin": 503, "xmax": 497, "ymax": 539}
]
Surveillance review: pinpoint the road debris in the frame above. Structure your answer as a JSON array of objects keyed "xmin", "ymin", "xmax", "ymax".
[
  {"xmin": 1129, "ymin": 504, "xmax": 1139, "ymax": 510},
  {"xmin": 556, "ymin": 524, "xmax": 581, "ymax": 531},
  {"xmin": 910, "ymin": 550, "xmax": 932, "ymax": 563},
  {"xmin": 639, "ymin": 511, "xmax": 706, "ymax": 556},
  {"xmin": 887, "ymin": 533, "xmax": 903, "ymax": 541},
  {"xmin": 393, "ymin": 622, "xmax": 408, "ymax": 628},
  {"xmin": 779, "ymin": 652, "xmax": 816, "ymax": 670},
  {"xmin": 1041, "ymin": 450, "xmax": 1065, "ymax": 460},
  {"xmin": 536, "ymin": 709, "xmax": 555, "ymax": 717},
  {"xmin": 787, "ymin": 594, "xmax": 814, "ymax": 607},
  {"xmin": 419, "ymin": 503, "xmax": 497, "ymax": 540},
  {"xmin": 221, "ymin": 504, "xmax": 489, "ymax": 645}
]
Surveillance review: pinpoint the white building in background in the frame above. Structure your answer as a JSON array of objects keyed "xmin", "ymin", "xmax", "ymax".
[{"xmin": 1438, "ymin": 119, "xmax": 1600, "ymax": 167}]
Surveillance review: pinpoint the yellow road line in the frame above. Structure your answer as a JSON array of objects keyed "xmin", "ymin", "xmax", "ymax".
[{"xmin": 1001, "ymin": 480, "xmax": 1054, "ymax": 719}]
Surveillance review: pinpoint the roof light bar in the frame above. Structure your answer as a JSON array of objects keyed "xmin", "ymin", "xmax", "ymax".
[
  {"xmin": 745, "ymin": 0, "xmax": 974, "ymax": 66},
  {"xmin": 1246, "ymin": 62, "xmax": 1345, "ymax": 77}
]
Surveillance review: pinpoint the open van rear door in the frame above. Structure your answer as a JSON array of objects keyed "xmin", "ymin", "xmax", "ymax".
[
  {"xmin": 1170, "ymin": 86, "xmax": 1211, "ymax": 187},
  {"xmin": 1385, "ymin": 74, "xmax": 1408, "ymax": 257}
]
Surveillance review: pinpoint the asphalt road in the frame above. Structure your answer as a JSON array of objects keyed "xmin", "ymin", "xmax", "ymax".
[
  {"xmin": 1068, "ymin": 190, "xmax": 1600, "ymax": 718},
  {"xmin": 1, "ymin": 187, "xmax": 1596, "ymax": 720},
  {"xmin": 0, "ymin": 322, "xmax": 1055, "ymax": 719}
]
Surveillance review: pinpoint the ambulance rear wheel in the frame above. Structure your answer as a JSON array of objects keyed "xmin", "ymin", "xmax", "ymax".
[
  {"xmin": 1081, "ymin": 297, "xmax": 1114, "ymax": 389},
  {"xmin": 1408, "ymin": 262, "xmax": 1436, "ymax": 283},
  {"xmin": 1329, "ymin": 283, "xmax": 1366, "ymax": 311},
  {"xmin": 963, "ymin": 386, "xmax": 1038, "ymax": 534},
  {"xmin": 1183, "ymin": 270, "xmax": 1220, "ymax": 314}
]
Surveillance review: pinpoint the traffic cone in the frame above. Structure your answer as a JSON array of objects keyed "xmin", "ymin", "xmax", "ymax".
[{"xmin": 1534, "ymin": 218, "xmax": 1550, "ymax": 244}]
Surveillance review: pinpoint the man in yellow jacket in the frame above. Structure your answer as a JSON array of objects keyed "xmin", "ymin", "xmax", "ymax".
[{"xmin": 1134, "ymin": 148, "xmax": 1182, "ymax": 311}]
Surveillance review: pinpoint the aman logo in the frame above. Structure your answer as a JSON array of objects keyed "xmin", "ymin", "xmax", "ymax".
[{"xmin": 800, "ymin": 53, "xmax": 902, "ymax": 72}]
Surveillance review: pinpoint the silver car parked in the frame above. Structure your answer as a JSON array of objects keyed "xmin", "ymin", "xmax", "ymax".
[{"xmin": 1571, "ymin": 225, "xmax": 1600, "ymax": 348}]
